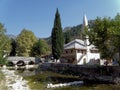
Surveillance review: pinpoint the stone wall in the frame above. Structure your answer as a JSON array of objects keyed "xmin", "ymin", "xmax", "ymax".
[{"xmin": 38, "ymin": 63, "xmax": 120, "ymax": 84}]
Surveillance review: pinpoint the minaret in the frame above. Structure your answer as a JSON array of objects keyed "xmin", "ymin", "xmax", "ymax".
[
  {"xmin": 83, "ymin": 14, "xmax": 90, "ymax": 46},
  {"xmin": 83, "ymin": 14, "xmax": 90, "ymax": 62},
  {"xmin": 83, "ymin": 14, "xmax": 88, "ymax": 27}
]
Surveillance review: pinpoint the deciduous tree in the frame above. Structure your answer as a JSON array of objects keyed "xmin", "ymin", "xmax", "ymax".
[
  {"xmin": 31, "ymin": 39, "xmax": 50, "ymax": 57},
  {"xmin": 109, "ymin": 13, "xmax": 120, "ymax": 63},
  {"xmin": 0, "ymin": 23, "xmax": 10, "ymax": 65},
  {"xmin": 16, "ymin": 29, "xmax": 37, "ymax": 56},
  {"xmin": 88, "ymin": 17, "xmax": 114, "ymax": 60}
]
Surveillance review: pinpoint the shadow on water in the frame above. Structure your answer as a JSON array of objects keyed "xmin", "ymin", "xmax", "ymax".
[
  {"xmin": 7, "ymin": 68, "xmax": 120, "ymax": 90},
  {"xmin": 13, "ymin": 68, "xmax": 37, "ymax": 77}
]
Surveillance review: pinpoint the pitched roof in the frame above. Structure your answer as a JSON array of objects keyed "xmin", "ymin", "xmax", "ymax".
[
  {"xmin": 64, "ymin": 39, "xmax": 98, "ymax": 50},
  {"xmin": 64, "ymin": 39, "xmax": 86, "ymax": 49}
]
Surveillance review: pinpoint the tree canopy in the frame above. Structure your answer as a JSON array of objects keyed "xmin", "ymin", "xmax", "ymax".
[
  {"xmin": 88, "ymin": 14, "xmax": 120, "ymax": 62},
  {"xmin": 51, "ymin": 8, "xmax": 64, "ymax": 60},
  {"xmin": 30, "ymin": 39, "xmax": 51, "ymax": 57},
  {"xmin": 0, "ymin": 23, "xmax": 10, "ymax": 65},
  {"xmin": 16, "ymin": 29, "xmax": 37, "ymax": 56}
]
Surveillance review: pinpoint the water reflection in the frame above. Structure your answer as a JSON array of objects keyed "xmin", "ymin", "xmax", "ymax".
[
  {"xmin": 8, "ymin": 68, "xmax": 120, "ymax": 90},
  {"xmin": 8, "ymin": 68, "xmax": 37, "ymax": 77}
]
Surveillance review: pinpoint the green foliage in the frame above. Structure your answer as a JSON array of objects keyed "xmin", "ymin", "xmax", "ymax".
[
  {"xmin": 0, "ymin": 24, "xmax": 11, "ymax": 53},
  {"xmin": 9, "ymin": 39, "xmax": 17, "ymax": 56},
  {"xmin": 63, "ymin": 25, "xmax": 83, "ymax": 40},
  {"xmin": 87, "ymin": 15, "xmax": 120, "ymax": 61},
  {"xmin": 0, "ymin": 23, "xmax": 9, "ymax": 65},
  {"xmin": 109, "ymin": 13, "xmax": 120, "ymax": 63},
  {"xmin": 0, "ymin": 23, "xmax": 6, "ymax": 34},
  {"xmin": 0, "ymin": 71, "xmax": 8, "ymax": 90},
  {"xmin": 46, "ymin": 22, "xmax": 91, "ymax": 46},
  {"xmin": 110, "ymin": 14, "xmax": 120, "ymax": 49},
  {"xmin": 88, "ymin": 17, "xmax": 114, "ymax": 59},
  {"xmin": 51, "ymin": 8, "xmax": 64, "ymax": 60},
  {"xmin": 70, "ymin": 25, "xmax": 83, "ymax": 39},
  {"xmin": 0, "ymin": 55, "xmax": 8, "ymax": 65},
  {"xmin": 0, "ymin": 35, "xmax": 11, "ymax": 54},
  {"xmin": 31, "ymin": 39, "xmax": 51, "ymax": 57},
  {"xmin": 3, "ymin": 36, "xmax": 11, "ymax": 54},
  {"xmin": 16, "ymin": 29, "xmax": 37, "ymax": 56},
  {"xmin": 64, "ymin": 31, "xmax": 71, "ymax": 44}
]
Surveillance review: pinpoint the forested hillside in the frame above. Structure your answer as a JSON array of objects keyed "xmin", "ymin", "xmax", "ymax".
[
  {"xmin": 45, "ymin": 20, "xmax": 95, "ymax": 44},
  {"xmin": 64, "ymin": 20, "xmax": 94, "ymax": 40}
]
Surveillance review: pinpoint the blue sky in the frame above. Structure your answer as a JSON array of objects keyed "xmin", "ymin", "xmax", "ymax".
[{"xmin": 0, "ymin": 0, "xmax": 120, "ymax": 38}]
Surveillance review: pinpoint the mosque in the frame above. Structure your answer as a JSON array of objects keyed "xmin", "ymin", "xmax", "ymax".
[{"xmin": 61, "ymin": 15, "xmax": 100, "ymax": 65}]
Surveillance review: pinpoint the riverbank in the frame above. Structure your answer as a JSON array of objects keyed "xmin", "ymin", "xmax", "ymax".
[
  {"xmin": 1, "ymin": 63, "xmax": 120, "ymax": 90},
  {"xmin": 22, "ymin": 70, "xmax": 120, "ymax": 90},
  {"xmin": 1, "ymin": 68, "xmax": 30, "ymax": 90},
  {"xmin": 0, "ymin": 70, "xmax": 8, "ymax": 90},
  {"xmin": 23, "ymin": 71, "xmax": 82, "ymax": 90},
  {"xmin": 0, "ymin": 64, "xmax": 38, "ymax": 70},
  {"xmin": 39, "ymin": 63, "xmax": 120, "ymax": 84}
]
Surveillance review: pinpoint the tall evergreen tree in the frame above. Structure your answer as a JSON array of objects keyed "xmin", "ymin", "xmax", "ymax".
[
  {"xmin": 10, "ymin": 39, "xmax": 17, "ymax": 56},
  {"xmin": 51, "ymin": 8, "xmax": 64, "ymax": 60}
]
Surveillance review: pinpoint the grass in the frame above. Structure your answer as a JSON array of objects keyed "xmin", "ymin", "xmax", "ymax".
[{"xmin": 0, "ymin": 70, "xmax": 8, "ymax": 90}]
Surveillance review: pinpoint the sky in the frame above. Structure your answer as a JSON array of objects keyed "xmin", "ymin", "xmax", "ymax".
[{"xmin": 0, "ymin": 0, "xmax": 120, "ymax": 38}]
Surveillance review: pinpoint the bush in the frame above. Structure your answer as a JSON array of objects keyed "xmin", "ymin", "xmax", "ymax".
[{"xmin": 0, "ymin": 56, "xmax": 8, "ymax": 65}]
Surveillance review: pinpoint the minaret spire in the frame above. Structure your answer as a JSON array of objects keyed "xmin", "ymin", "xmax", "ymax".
[
  {"xmin": 83, "ymin": 14, "xmax": 88, "ymax": 27},
  {"xmin": 83, "ymin": 14, "xmax": 90, "ymax": 62},
  {"xmin": 83, "ymin": 14, "xmax": 90, "ymax": 46}
]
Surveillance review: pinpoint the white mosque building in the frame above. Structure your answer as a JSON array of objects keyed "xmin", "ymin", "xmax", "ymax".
[{"xmin": 61, "ymin": 15, "xmax": 100, "ymax": 65}]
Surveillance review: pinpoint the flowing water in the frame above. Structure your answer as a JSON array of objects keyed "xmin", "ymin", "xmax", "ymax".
[
  {"xmin": 15, "ymin": 68, "xmax": 120, "ymax": 90},
  {"xmin": 1, "ymin": 67, "xmax": 120, "ymax": 90},
  {"xmin": 1, "ymin": 68, "xmax": 30, "ymax": 90}
]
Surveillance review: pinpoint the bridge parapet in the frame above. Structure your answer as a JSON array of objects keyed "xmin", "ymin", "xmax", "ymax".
[{"xmin": 7, "ymin": 57, "xmax": 36, "ymax": 65}]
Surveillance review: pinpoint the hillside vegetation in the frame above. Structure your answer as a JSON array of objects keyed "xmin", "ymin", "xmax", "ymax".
[{"xmin": 45, "ymin": 20, "xmax": 94, "ymax": 44}]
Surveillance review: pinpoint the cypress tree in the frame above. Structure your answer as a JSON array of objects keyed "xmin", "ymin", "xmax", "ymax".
[
  {"xmin": 10, "ymin": 39, "xmax": 17, "ymax": 56},
  {"xmin": 51, "ymin": 8, "xmax": 64, "ymax": 60}
]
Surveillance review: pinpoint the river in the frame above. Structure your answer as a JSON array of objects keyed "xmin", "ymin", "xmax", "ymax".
[
  {"xmin": 15, "ymin": 68, "xmax": 120, "ymax": 90},
  {"xmin": 1, "ymin": 67, "xmax": 120, "ymax": 90}
]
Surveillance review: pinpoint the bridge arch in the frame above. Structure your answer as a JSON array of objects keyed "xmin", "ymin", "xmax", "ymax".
[
  {"xmin": 16, "ymin": 60, "xmax": 25, "ymax": 66},
  {"xmin": 7, "ymin": 61, "xmax": 15, "ymax": 66},
  {"xmin": 28, "ymin": 61, "xmax": 35, "ymax": 65}
]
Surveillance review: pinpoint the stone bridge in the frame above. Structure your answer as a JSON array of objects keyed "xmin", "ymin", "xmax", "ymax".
[{"xmin": 7, "ymin": 57, "xmax": 40, "ymax": 66}]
